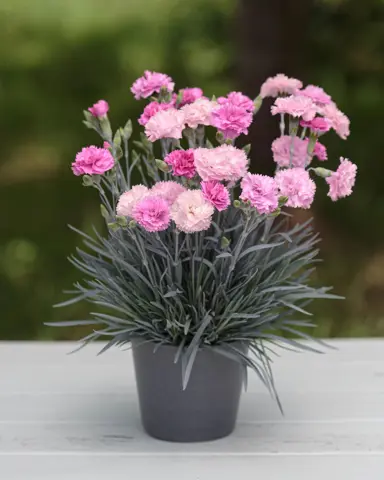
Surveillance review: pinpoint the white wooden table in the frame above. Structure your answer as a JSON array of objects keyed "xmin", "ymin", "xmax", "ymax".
[{"xmin": 1, "ymin": 340, "xmax": 384, "ymax": 479}]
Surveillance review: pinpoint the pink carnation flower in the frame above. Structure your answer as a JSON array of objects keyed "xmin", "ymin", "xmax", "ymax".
[
  {"xmin": 300, "ymin": 117, "xmax": 331, "ymax": 135},
  {"xmin": 275, "ymin": 168, "xmax": 316, "ymax": 209},
  {"xmin": 217, "ymin": 91, "xmax": 254, "ymax": 112},
  {"xmin": 313, "ymin": 141, "xmax": 327, "ymax": 161},
  {"xmin": 88, "ymin": 100, "xmax": 109, "ymax": 118},
  {"xmin": 271, "ymin": 95, "xmax": 317, "ymax": 121},
  {"xmin": 318, "ymin": 101, "xmax": 350, "ymax": 139},
  {"xmin": 170, "ymin": 190, "xmax": 214, "ymax": 233},
  {"xmin": 194, "ymin": 145, "xmax": 248, "ymax": 182},
  {"xmin": 103, "ymin": 141, "xmax": 111, "ymax": 149},
  {"xmin": 131, "ymin": 70, "xmax": 175, "ymax": 100},
  {"xmin": 271, "ymin": 136, "xmax": 308, "ymax": 168},
  {"xmin": 150, "ymin": 181, "xmax": 186, "ymax": 205},
  {"xmin": 299, "ymin": 85, "xmax": 332, "ymax": 106},
  {"xmin": 145, "ymin": 108, "xmax": 185, "ymax": 142},
  {"xmin": 326, "ymin": 158, "xmax": 357, "ymax": 201},
  {"xmin": 132, "ymin": 196, "xmax": 170, "ymax": 232},
  {"xmin": 260, "ymin": 74, "xmax": 303, "ymax": 98},
  {"xmin": 211, "ymin": 102, "xmax": 253, "ymax": 139},
  {"xmin": 178, "ymin": 88, "xmax": 204, "ymax": 107},
  {"xmin": 201, "ymin": 181, "xmax": 230, "ymax": 212},
  {"xmin": 116, "ymin": 185, "xmax": 149, "ymax": 217},
  {"xmin": 72, "ymin": 146, "xmax": 114, "ymax": 176},
  {"xmin": 164, "ymin": 150, "xmax": 196, "ymax": 179},
  {"xmin": 240, "ymin": 173, "xmax": 279, "ymax": 215},
  {"xmin": 181, "ymin": 98, "xmax": 216, "ymax": 129},
  {"xmin": 138, "ymin": 101, "xmax": 174, "ymax": 126}
]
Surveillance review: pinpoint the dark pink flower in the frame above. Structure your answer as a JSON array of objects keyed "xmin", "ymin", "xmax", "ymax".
[
  {"xmin": 88, "ymin": 100, "xmax": 109, "ymax": 118},
  {"xmin": 138, "ymin": 101, "xmax": 174, "ymax": 126},
  {"xmin": 313, "ymin": 141, "xmax": 328, "ymax": 161},
  {"xmin": 201, "ymin": 181, "xmax": 230, "ymax": 211},
  {"xmin": 72, "ymin": 146, "xmax": 114, "ymax": 176},
  {"xmin": 164, "ymin": 150, "xmax": 196, "ymax": 179},
  {"xmin": 217, "ymin": 91, "xmax": 254, "ymax": 112},
  {"xmin": 131, "ymin": 71, "xmax": 175, "ymax": 100},
  {"xmin": 132, "ymin": 196, "xmax": 171, "ymax": 232},
  {"xmin": 300, "ymin": 117, "xmax": 331, "ymax": 135},
  {"xmin": 178, "ymin": 88, "xmax": 204, "ymax": 107},
  {"xmin": 211, "ymin": 103, "xmax": 253, "ymax": 139}
]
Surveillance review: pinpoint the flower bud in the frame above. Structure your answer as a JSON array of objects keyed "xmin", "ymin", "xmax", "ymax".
[
  {"xmin": 233, "ymin": 200, "xmax": 241, "ymax": 208},
  {"xmin": 122, "ymin": 119, "xmax": 133, "ymax": 140},
  {"xmin": 269, "ymin": 207, "xmax": 281, "ymax": 217},
  {"xmin": 116, "ymin": 215, "xmax": 128, "ymax": 227},
  {"xmin": 128, "ymin": 220, "xmax": 137, "ymax": 228},
  {"xmin": 82, "ymin": 175, "xmax": 93, "ymax": 187},
  {"xmin": 243, "ymin": 144, "xmax": 251, "ymax": 155},
  {"xmin": 113, "ymin": 129, "xmax": 122, "ymax": 148},
  {"xmin": 312, "ymin": 167, "xmax": 333, "ymax": 178},
  {"xmin": 221, "ymin": 236, "xmax": 230, "ymax": 249},
  {"xmin": 278, "ymin": 196, "xmax": 289, "ymax": 207},
  {"xmin": 100, "ymin": 204, "xmax": 109, "ymax": 219},
  {"xmin": 216, "ymin": 131, "xmax": 225, "ymax": 144},
  {"xmin": 253, "ymin": 95, "xmax": 263, "ymax": 114},
  {"xmin": 99, "ymin": 116, "xmax": 112, "ymax": 140},
  {"xmin": 107, "ymin": 222, "xmax": 120, "ymax": 232},
  {"xmin": 155, "ymin": 159, "xmax": 170, "ymax": 173}
]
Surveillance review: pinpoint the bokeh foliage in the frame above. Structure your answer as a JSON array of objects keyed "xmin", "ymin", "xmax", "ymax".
[{"xmin": 0, "ymin": 0, "xmax": 383, "ymax": 339}]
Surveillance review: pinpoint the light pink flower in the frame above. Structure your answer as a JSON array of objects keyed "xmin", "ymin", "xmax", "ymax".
[
  {"xmin": 217, "ymin": 91, "xmax": 254, "ymax": 112},
  {"xmin": 275, "ymin": 168, "xmax": 316, "ymax": 209},
  {"xmin": 132, "ymin": 196, "xmax": 170, "ymax": 232},
  {"xmin": 170, "ymin": 190, "xmax": 214, "ymax": 233},
  {"xmin": 326, "ymin": 158, "xmax": 357, "ymax": 201},
  {"xmin": 318, "ymin": 101, "xmax": 350, "ymax": 139},
  {"xmin": 201, "ymin": 181, "xmax": 230, "ymax": 211},
  {"xmin": 271, "ymin": 136, "xmax": 308, "ymax": 168},
  {"xmin": 178, "ymin": 88, "xmax": 204, "ymax": 107},
  {"xmin": 271, "ymin": 95, "xmax": 317, "ymax": 121},
  {"xmin": 164, "ymin": 150, "xmax": 196, "ymax": 179},
  {"xmin": 88, "ymin": 100, "xmax": 109, "ymax": 118},
  {"xmin": 260, "ymin": 74, "xmax": 303, "ymax": 98},
  {"xmin": 150, "ymin": 181, "xmax": 186, "ymax": 205},
  {"xmin": 181, "ymin": 98, "xmax": 216, "ymax": 129},
  {"xmin": 131, "ymin": 71, "xmax": 175, "ymax": 100},
  {"xmin": 72, "ymin": 146, "xmax": 114, "ymax": 176},
  {"xmin": 240, "ymin": 174, "xmax": 279, "ymax": 214},
  {"xmin": 116, "ymin": 185, "xmax": 149, "ymax": 217},
  {"xmin": 194, "ymin": 145, "xmax": 248, "ymax": 182},
  {"xmin": 211, "ymin": 103, "xmax": 253, "ymax": 139},
  {"xmin": 138, "ymin": 101, "xmax": 174, "ymax": 126},
  {"xmin": 145, "ymin": 108, "xmax": 185, "ymax": 142},
  {"xmin": 299, "ymin": 85, "xmax": 332, "ymax": 105},
  {"xmin": 300, "ymin": 117, "xmax": 331, "ymax": 135},
  {"xmin": 313, "ymin": 141, "xmax": 327, "ymax": 161},
  {"xmin": 103, "ymin": 141, "xmax": 111, "ymax": 149}
]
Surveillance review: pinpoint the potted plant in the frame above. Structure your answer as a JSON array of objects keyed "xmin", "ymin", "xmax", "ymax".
[{"xmin": 49, "ymin": 72, "xmax": 357, "ymax": 442}]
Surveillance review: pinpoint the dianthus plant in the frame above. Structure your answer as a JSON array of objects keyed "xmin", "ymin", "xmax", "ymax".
[{"xmin": 50, "ymin": 72, "xmax": 357, "ymax": 404}]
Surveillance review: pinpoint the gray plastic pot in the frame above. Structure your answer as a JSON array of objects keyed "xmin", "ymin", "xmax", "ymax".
[{"xmin": 131, "ymin": 339, "xmax": 246, "ymax": 442}]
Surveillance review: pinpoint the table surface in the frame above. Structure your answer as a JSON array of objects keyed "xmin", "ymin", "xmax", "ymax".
[{"xmin": 1, "ymin": 340, "xmax": 384, "ymax": 479}]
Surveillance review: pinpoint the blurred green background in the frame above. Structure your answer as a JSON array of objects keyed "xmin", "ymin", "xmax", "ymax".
[{"xmin": 1, "ymin": 0, "xmax": 383, "ymax": 340}]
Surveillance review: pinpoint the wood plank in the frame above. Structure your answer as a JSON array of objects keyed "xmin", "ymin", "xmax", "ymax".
[
  {"xmin": 1, "ymin": 418, "xmax": 384, "ymax": 453},
  {"xmin": 2, "ymin": 454, "xmax": 384, "ymax": 480}
]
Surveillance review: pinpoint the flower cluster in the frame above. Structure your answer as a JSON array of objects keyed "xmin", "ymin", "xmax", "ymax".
[{"xmin": 73, "ymin": 71, "xmax": 357, "ymax": 234}]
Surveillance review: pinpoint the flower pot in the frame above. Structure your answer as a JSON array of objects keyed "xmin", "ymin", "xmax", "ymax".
[{"xmin": 131, "ymin": 339, "xmax": 246, "ymax": 442}]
